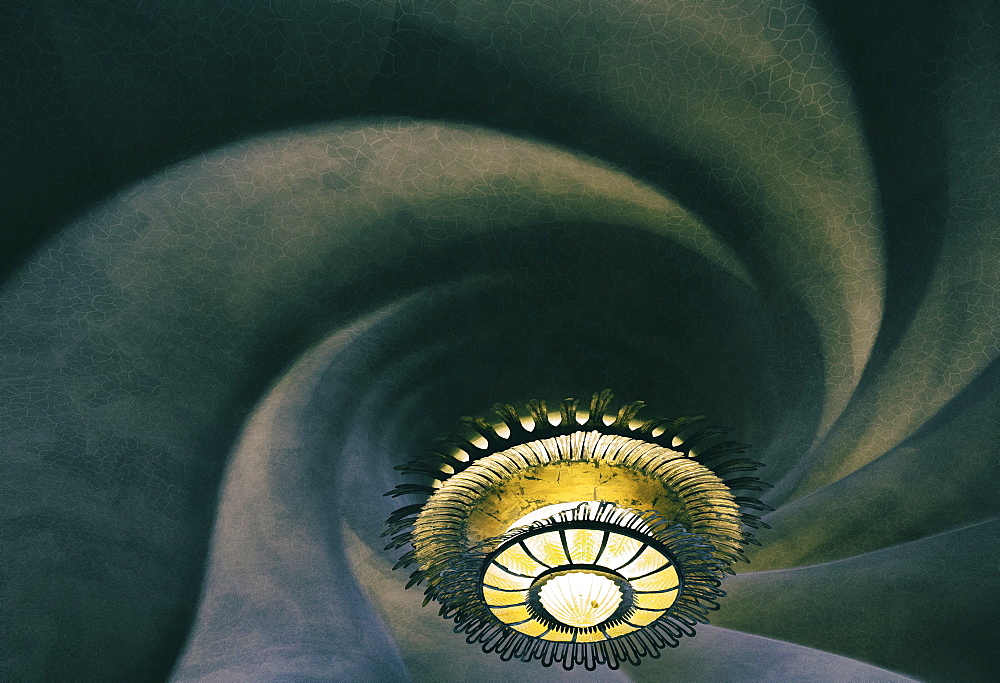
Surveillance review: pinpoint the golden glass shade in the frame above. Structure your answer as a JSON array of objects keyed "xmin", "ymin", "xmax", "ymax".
[{"xmin": 411, "ymin": 431, "xmax": 745, "ymax": 574}]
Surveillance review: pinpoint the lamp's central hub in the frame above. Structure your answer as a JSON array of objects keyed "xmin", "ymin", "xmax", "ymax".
[{"xmin": 535, "ymin": 570, "xmax": 623, "ymax": 628}]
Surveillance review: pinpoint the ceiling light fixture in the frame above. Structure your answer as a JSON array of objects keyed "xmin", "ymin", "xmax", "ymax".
[{"xmin": 384, "ymin": 390, "xmax": 771, "ymax": 670}]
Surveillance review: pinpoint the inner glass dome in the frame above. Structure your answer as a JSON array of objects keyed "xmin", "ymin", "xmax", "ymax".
[
  {"xmin": 482, "ymin": 507, "xmax": 681, "ymax": 642},
  {"xmin": 536, "ymin": 570, "xmax": 624, "ymax": 628}
]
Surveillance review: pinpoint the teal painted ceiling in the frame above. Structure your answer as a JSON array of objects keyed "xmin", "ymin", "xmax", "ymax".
[{"xmin": 2, "ymin": 1, "xmax": 997, "ymax": 681}]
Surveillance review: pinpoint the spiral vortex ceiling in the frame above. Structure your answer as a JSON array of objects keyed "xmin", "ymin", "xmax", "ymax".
[{"xmin": 2, "ymin": 1, "xmax": 998, "ymax": 682}]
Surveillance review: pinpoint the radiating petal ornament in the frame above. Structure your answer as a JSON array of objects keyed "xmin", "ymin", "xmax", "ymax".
[{"xmin": 384, "ymin": 391, "xmax": 771, "ymax": 670}]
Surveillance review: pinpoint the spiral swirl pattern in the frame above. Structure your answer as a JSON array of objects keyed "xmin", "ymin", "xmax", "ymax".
[{"xmin": 2, "ymin": 1, "xmax": 997, "ymax": 681}]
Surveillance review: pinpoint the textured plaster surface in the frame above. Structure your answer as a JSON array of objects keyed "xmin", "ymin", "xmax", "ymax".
[{"xmin": 2, "ymin": 0, "xmax": 997, "ymax": 681}]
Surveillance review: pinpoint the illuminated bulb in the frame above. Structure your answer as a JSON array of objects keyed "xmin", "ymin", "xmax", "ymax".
[{"xmin": 538, "ymin": 572, "xmax": 622, "ymax": 628}]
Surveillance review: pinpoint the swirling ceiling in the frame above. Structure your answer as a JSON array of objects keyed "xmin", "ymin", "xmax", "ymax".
[{"xmin": 2, "ymin": 1, "xmax": 998, "ymax": 681}]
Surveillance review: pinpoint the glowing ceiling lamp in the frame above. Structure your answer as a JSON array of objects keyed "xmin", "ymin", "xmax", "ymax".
[{"xmin": 384, "ymin": 390, "xmax": 771, "ymax": 670}]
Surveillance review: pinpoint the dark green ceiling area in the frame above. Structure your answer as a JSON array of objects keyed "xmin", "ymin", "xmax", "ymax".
[{"xmin": 2, "ymin": 1, "xmax": 997, "ymax": 681}]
